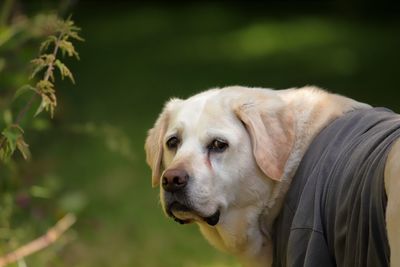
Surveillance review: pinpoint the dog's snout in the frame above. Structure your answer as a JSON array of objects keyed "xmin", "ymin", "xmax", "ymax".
[{"xmin": 162, "ymin": 169, "xmax": 188, "ymax": 192}]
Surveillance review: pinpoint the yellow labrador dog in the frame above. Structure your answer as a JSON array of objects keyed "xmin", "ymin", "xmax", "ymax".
[{"xmin": 145, "ymin": 86, "xmax": 400, "ymax": 267}]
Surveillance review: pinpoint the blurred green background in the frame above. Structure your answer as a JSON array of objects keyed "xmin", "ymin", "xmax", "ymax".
[{"xmin": 1, "ymin": 1, "xmax": 400, "ymax": 266}]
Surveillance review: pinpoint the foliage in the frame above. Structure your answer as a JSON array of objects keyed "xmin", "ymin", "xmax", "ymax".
[
  {"xmin": 2, "ymin": 2, "xmax": 397, "ymax": 267},
  {"xmin": 0, "ymin": 1, "xmax": 83, "ymax": 264},
  {"xmin": 1, "ymin": 14, "xmax": 82, "ymax": 161}
]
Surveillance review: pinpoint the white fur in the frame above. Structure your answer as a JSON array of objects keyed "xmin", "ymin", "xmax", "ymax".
[{"xmin": 146, "ymin": 86, "xmax": 372, "ymax": 266}]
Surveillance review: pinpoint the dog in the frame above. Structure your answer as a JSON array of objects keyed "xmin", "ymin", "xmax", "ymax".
[{"xmin": 145, "ymin": 86, "xmax": 400, "ymax": 267}]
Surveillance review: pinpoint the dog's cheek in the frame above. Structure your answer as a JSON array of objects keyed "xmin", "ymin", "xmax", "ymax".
[
  {"xmin": 210, "ymin": 170, "xmax": 235, "ymax": 206},
  {"xmin": 190, "ymin": 177, "xmax": 213, "ymax": 201}
]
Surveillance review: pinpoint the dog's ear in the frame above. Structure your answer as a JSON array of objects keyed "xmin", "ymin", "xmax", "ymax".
[
  {"xmin": 145, "ymin": 99, "xmax": 181, "ymax": 187},
  {"xmin": 234, "ymin": 97, "xmax": 294, "ymax": 181},
  {"xmin": 145, "ymin": 111, "xmax": 168, "ymax": 187}
]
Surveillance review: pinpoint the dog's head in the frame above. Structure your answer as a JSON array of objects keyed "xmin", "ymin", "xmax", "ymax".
[{"xmin": 145, "ymin": 86, "xmax": 294, "ymax": 227}]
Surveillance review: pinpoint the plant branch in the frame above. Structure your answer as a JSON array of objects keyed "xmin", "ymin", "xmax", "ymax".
[
  {"xmin": 18, "ymin": 25, "xmax": 65, "ymax": 124},
  {"xmin": 0, "ymin": 213, "xmax": 76, "ymax": 267},
  {"xmin": 43, "ymin": 30, "xmax": 63, "ymax": 82},
  {"xmin": 14, "ymin": 29, "xmax": 63, "ymax": 125},
  {"xmin": 0, "ymin": 27, "xmax": 66, "ymax": 151},
  {"xmin": 12, "ymin": 32, "xmax": 64, "ymax": 126}
]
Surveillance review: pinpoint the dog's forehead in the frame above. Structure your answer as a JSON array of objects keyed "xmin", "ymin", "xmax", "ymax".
[{"xmin": 167, "ymin": 90, "xmax": 235, "ymax": 134}]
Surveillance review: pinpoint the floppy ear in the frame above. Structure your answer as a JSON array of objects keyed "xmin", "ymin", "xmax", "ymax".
[
  {"xmin": 234, "ymin": 98, "xmax": 294, "ymax": 181},
  {"xmin": 145, "ymin": 110, "xmax": 168, "ymax": 187},
  {"xmin": 145, "ymin": 99, "xmax": 183, "ymax": 187}
]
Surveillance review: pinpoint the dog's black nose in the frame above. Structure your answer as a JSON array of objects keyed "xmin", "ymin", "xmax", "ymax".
[{"xmin": 162, "ymin": 169, "xmax": 188, "ymax": 192}]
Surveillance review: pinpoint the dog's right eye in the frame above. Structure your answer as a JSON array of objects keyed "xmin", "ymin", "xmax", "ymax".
[
  {"xmin": 208, "ymin": 139, "xmax": 229, "ymax": 153},
  {"xmin": 166, "ymin": 136, "xmax": 180, "ymax": 149}
]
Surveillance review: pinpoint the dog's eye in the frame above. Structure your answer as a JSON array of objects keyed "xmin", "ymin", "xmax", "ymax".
[
  {"xmin": 166, "ymin": 136, "xmax": 180, "ymax": 149},
  {"xmin": 208, "ymin": 139, "xmax": 228, "ymax": 153}
]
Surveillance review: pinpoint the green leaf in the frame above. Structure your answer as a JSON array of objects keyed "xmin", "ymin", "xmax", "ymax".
[
  {"xmin": 35, "ymin": 97, "xmax": 54, "ymax": 117},
  {"xmin": 35, "ymin": 94, "xmax": 56, "ymax": 118},
  {"xmin": 0, "ymin": 147, "xmax": 11, "ymax": 162},
  {"xmin": 30, "ymin": 55, "xmax": 55, "ymax": 79},
  {"xmin": 30, "ymin": 63, "xmax": 45, "ymax": 79},
  {"xmin": 35, "ymin": 80, "xmax": 57, "ymax": 117},
  {"xmin": 68, "ymin": 31, "xmax": 84, "ymax": 42},
  {"xmin": 0, "ymin": 144, "xmax": 14, "ymax": 161},
  {"xmin": 61, "ymin": 17, "xmax": 84, "ymax": 42},
  {"xmin": 39, "ymin": 35, "xmax": 57, "ymax": 52},
  {"xmin": 55, "ymin": 59, "xmax": 75, "ymax": 83},
  {"xmin": 16, "ymin": 136, "xmax": 30, "ymax": 160},
  {"xmin": 2, "ymin": 128, "xmax": 19, "ymax": 148},
  {"xmin": 36, "ymin": 80, "xmax": 54, "ymax": 93},
  {"xmin": 1, "ymin": 126, "xmax": 22, "ymax": 159},
  {"xmin": 30, "ymin": 55, "xmax": 54, "ymax": 79},
  {"xmin": 13, "ymin": 84, "xmax": 37, "ymax": 100},
  {"xmin": 58, "ymin": 39, "xmax": 79, "ymax": 59},
  {"xmin": 34, "ymin": 99, "xmax": 46, "ymax": 117}
]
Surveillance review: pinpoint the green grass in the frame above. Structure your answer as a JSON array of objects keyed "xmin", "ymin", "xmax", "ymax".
[{"xmin": 23, "ymin": 3, "xmax": 400, "ymax": 266}]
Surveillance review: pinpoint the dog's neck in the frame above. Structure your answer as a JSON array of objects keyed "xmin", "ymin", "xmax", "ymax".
[
  {"xmin": 198, "ymin": 205, "xmax": 273, "ymax": 267},
  {"xmin": 266, "ymin": 87, "xmax": 371, "ymax": 212},
  {"xmin": 198, "ymin": 87, "xmax": 370, "ymax": 266}
]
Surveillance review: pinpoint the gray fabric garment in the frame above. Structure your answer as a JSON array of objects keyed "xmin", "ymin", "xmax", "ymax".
[{"xmin": 272, "ymin": 107, "xmax": 400, "ymax": 267}]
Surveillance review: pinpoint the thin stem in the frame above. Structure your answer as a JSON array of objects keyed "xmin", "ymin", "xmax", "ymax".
[{"xmin": 43, "ymin": 32, "xmax": 64, "ymax": 82}]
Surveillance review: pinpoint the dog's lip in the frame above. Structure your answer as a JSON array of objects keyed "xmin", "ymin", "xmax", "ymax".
[
  {"xmin": 167, "ymin": 202, "xmax": 220, "ymax": 226},
  {"xmin": 167, "ymin": 202, "xmax": 192, "ymax": 219},
  {"xmin": 167, "ymin": 202, "xmax": 194, "ymax": 224},
  {"xmin": 203, "ymin": 209, "xmax": 220, "ymax": 226}
]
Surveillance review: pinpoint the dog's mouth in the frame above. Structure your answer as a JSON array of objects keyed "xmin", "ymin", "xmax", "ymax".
[{"xmin": 167, "ymin": 202, "xmax": 220, "ymax": 226}]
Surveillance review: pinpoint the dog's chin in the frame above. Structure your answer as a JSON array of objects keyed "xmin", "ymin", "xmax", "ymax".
[{"xmin": 167, "ymin": 202, "xmax": 220, "ymax": 226}]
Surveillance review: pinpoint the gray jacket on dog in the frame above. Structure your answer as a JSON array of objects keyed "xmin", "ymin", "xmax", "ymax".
[{"xmin": 272, "ymin": 107, "xmax": 400, "ymax": 267}]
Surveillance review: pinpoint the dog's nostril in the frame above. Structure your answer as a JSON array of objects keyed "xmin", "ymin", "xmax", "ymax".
[
  {"xmin": 162, "ymin": 170, "xmax": 188, "ymax": 192},
  {"xmin": 173, "ymin": 176, "xmax": 187, "ymax": 185}
]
